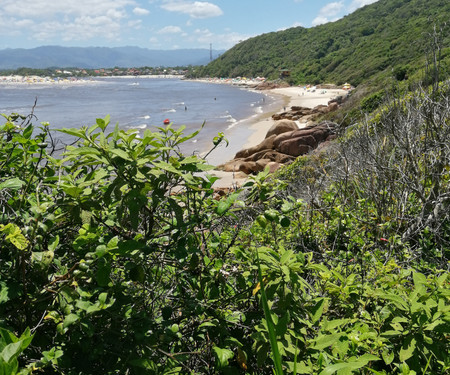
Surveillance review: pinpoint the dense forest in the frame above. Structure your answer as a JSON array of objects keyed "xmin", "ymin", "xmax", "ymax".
[
  {"xmin": 1, "ymin": 0, "xmax": 449, "ymax": 374},
  {"xmin": 194, "ymin": 0, "xmax": 450, "ymax": 87}
]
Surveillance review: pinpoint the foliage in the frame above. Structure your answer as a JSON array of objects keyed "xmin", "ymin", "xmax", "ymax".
[
  {"xmin": 192, "ymin": 0, "xmax": 450, "ymax": 87},
  {"xmin": 1, "ymin": 79, "xmax": 449, "ymax": 374}
]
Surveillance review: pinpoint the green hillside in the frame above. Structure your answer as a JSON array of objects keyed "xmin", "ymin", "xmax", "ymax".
[{"xmin": 195, "ymin": 0, "xmax": 450, "ymax": 86}]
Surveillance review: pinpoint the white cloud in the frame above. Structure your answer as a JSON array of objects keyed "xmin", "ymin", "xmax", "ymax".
[
  {"xmin": 157, "ymin": 25, "xmax": 182, "ymax": 34},
  {"xmin": 312, "ymin": 1, "xmax": 344, "ymax": 26},
  {"xmin": 192, "ymin": 28, "xmax": 250, "ymax": 49},
  {"xmin": 0, "ymin": 0, "xmax": 133, "ymax": 42},
  {"xmin": 161, "ymin": 1, "xmax": 223, "ymax": 19},
  {"xmin": 348, "ymin": 0, "xmax": 378, "ymax": 11},
  {"xmin": 133, "ymin": 7, "xmax": 150, "ymax": 16},
  {"xmin": 0, "ymin": 0, "xmax": 132, "ymax": 18},
  {"xmin": 128, "ymin": 19, "xmax": 143, "ymax": 28}
]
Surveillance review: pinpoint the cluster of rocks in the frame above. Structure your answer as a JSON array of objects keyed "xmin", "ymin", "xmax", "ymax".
[
  {"xmin": 218, "ymin": 119, "xmax": 338, "ymax": 175},
  {"xmin": 255, "ymin": 80, "xmax": 290, "ymax": 90},
  {"xmin": 272, "ymin": 101, "xmax": 341, "ymax": 122},
  {"xmin": 218, "ymin": 101, "xmax": 341, "ymax": 175}
]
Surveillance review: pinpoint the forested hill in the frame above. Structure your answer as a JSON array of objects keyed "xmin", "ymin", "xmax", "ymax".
[{"xmin": 195, "ymin": 0, "xmax": 450, "ymax": 86}]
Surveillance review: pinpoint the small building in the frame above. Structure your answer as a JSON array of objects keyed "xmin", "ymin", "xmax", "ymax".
[{"xmin": 280, "ymin": 69, "xmax": 291, "ymax": 78}]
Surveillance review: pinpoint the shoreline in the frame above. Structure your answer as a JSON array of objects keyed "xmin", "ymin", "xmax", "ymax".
[
  {"xmin": 243, "ymin": 86, "xmax": 347, "ymax": 149},
  {"xmin": 0, "ymin": 74, "xmax": 184, "ymax": 85},
  {"xmin": 208, "ymin": 85, "xmax": 348, "ymax": 188}
]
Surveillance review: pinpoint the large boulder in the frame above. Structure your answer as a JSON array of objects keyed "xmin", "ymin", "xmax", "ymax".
[
  {"xmin": 265, "ymin": 120, "xmax": 298, "ymax": 138},
  {"xmin": 244, "ymin": 149, "xmax": 294, "ymax": 163},
  {"xmin": 221, "ymin": 160, "xmax": 258, "ymax": 174},
  {"xmin": 234, "ymin": 135, "xmax": 277, "ymax": 159},
  {"xmin": 273, "ymin": 122, "xmax": 337, "ymax": 149},
  {"xmin": 278, "ymin": 139, "xmax": 313, "ymax": 157},
  {"xmin": 255, "ymin": 159, "xmax": 272, "ymax": 172},
  {"xmin": 314, "ymin": 104, "xmax": 329, "ymax": 114},
  {"xmin": 277, "ymin": 135, "xmax": 317, "ymax": 156}
]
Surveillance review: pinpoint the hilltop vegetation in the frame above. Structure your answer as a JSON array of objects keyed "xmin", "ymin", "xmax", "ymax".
[{"xmin": 195, "ymin": 0, "xmax": 450, "ymax": 87}]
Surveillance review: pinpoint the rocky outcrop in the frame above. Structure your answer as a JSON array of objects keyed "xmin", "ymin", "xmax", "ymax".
[
  {"xmin": 235, "ymin": 134, "xmax": 277, "ymax": 159},
  {"xmin": 219, "ymin": 120, "xmax": 337, "ymax": 174},
  {"xmin": 272, "ymin": 103, "xmax": 338, "ymax": 121},
  {"xmin": 217, "ymin": 101, "xmax": 341, "ymax": 175},
  {"xmin": 255, "ymin": 81, "xmax": 290, "ymax": 90},
  {"xmin": 265, "ymin": 119, "xmax": 298, "ymax": 138}
]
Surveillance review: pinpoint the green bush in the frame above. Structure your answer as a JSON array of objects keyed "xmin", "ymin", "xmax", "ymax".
[{"xmin": 0, "ymin": 81, "xmax": 449, "ymax": 374}]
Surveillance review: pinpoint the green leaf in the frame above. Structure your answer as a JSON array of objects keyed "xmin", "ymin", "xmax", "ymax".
[
  {"xmin": 0, "ymin": 224, "xmax": 29, "ymax": 250},
  {"xmin": 23, "ymin": 124, "xmax": 33, "ymax": 139},
  {"xmin": 312, "ymin": 333, "xmax": 343, "ymax": 350},
  {"xmin": 154, "ymin": 161, "xmax": 181, "ymax": 175},
  {"xmin": 382, "ymin": 350, "xmax": 394, "ymax": 365},
  {"xmin": 280, "ymin": 250, "xmax": 295, "ymax": 265},
  {"xmin": 63, "ymin": 313, "xmax": 79, "ymax": 328},
  {"xmin": 310, "ymin": 298, "xmax": 325, "ymax": 324},
  {"xmin": 217, "ymin": 200, "xmax": 231, "ymax": 215},
  {"xmin": 319, "ymin": 355, "xmax": 380, "ymax": 375},
  {"xmin": 0, "ymin": 178, "xmax": 25, "ymax": 191},
  {"xmin": 255, "ymin": 250, "xmax": 284, "ymax": 375},
  {"xmin": 48, "ymin": 236, "xmax": 60, "ymax": 252},
  {"xmin": 198, "ymin": 321, "xmax": 217, "ymax": 328},
  {"xmin": 61, "ymin": 184, "xmax": 84, "ymax": 198},
  {"xmin": 323, "ymin": 319, "xmax": 350, "ymax": 331},
  {"xmin": 375, "ymin": 292, "xmax": 408, "ymax": 311},
  {"xmin": 0, "ymin": 329, "xmax": 33, "ymax": 363},
  {"xmin": 98, "ymin": 292, "xmax": 108, "ymax": 305},
  {"xmin": 58, "ymin": 127, "xmax": 87, "ymax": 140},
  {"xmin": 110, "ymin": 148, "xmax": 132, "ymax": 161},
  {"xmin": 212, "ymin": 346, "xmax": 234, "ymax": 368},
  {"xmin": 76, "ymin": 300, "xmax": 93, "ymax": 311},
  {"xmin": 31, "ymin": 251, "xmax": 54, "ymax": 269},
  {"xmin": 399, "ymin": 336, "xmax": 416, "ymax": 362},
  {"xmin": 96, "ymin": 115, "xmax": 110, "ymax": 131}
]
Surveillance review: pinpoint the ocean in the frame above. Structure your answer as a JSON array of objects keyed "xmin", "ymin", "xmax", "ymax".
[{"xmin": 0, "ymin": 77, "xmax": 283, "ymax": 164}]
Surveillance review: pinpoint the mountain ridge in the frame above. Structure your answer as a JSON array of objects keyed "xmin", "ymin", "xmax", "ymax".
[{"xmin": 0, "ymin": 45, "xmax": 226, "ymax": 69}]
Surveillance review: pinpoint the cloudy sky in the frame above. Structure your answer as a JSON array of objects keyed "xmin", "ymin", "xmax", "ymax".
[{"xmin": 0, "ymin": 0, "xmax": 379, "ymax": 50}]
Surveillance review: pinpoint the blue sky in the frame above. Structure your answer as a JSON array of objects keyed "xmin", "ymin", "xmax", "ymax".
[{"xmin": 0, "ymin": 0, "xmax": 379, "ymax": 50}]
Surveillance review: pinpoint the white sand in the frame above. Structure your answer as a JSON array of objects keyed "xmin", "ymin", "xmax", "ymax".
[{"xmin": 209, "ymin": 86, "xmax": 347, "ymax": 188}]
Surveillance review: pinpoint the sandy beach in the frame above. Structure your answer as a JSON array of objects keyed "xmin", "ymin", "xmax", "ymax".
[{"xmin": 209, "ymin": 85, "xmax": 347, "ymax": 188}]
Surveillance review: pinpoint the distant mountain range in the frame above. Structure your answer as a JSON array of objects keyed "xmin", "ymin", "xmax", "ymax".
[{"xmin": 0, "ymin": 46, "xmax": 226, "ymax": 69}]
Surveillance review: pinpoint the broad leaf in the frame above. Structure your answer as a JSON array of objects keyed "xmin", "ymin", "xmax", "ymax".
[
  {"xmin": 0, "ymin": 178, "xmax": 25, "ymax": 191},
  {"xmin": 212, "ymin": 346, "xmax": 234, "ymax": 368}
]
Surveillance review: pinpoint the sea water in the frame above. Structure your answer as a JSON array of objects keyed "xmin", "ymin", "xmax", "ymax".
[{"xmin": 0, "ymin": 77, "xmax": 283, "ymax": 164}]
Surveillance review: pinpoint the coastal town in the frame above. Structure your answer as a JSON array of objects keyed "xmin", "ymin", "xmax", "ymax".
[{"xmin": 0, "ymin": 66, "xmax": 189, "ymax": 84}]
